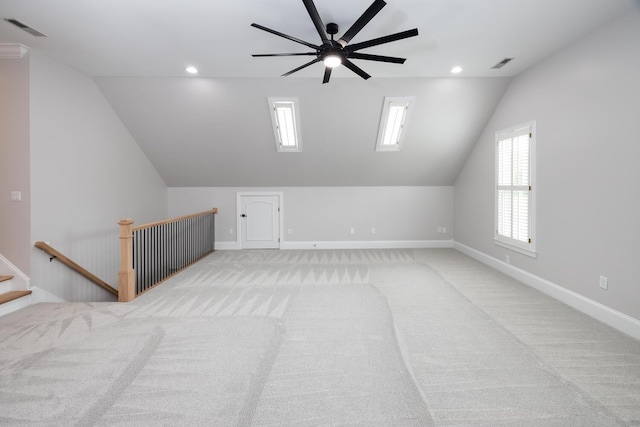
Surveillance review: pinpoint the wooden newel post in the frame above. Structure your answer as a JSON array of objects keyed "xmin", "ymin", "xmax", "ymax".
[{"xmin": 118, "ymin": 218, "xmax": 135, "ymax": 302}]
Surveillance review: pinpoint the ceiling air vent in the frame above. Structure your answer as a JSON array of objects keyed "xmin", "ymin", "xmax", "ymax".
[
  {"xmin": 491, "ymin": 57, "xmax": 514, "ymax": 69},
  {"xmin": 4, "ymin": 19, "xmax": 47, "ymax": 37}
]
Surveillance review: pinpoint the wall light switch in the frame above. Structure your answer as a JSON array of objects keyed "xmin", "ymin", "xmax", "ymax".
[
  {"xmin": 599, "ymin": 276, "xmax": 608, "ymax": 290},
  {"xmin": 10, "ymin": 191, "xmax": 21, "ymax": 201},
  {"xmin": 288, "ymin": 228, "xmax": 292, "ymax": 235}
]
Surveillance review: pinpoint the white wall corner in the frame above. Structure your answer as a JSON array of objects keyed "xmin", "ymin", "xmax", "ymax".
[
  {"xmin": 0, "ymin": 43, "xmax": 29, "ymax": 59},
  {"xmin": 453, "ymin": 241, "xmax": 640, "ymax": 341}
]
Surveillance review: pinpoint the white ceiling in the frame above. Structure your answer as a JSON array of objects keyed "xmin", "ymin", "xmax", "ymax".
[
  {"xmin": 1, "ymin": 0, "xmax": 636, "ymax": 186},
  {"xmin": 1, "ymin": 0, "xmax": 635, "ymax": 78}
]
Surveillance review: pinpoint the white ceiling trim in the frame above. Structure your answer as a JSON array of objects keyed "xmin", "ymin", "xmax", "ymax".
[{"xmin": 0, "ymin": 43, "xmax": 28, "ymax": 59}]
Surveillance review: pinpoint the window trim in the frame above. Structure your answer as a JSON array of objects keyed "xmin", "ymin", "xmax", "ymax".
[
  {"xmin": 375, "ymin": 96, "xmax": 415, "ymax": 152},
  {"xmin": 268, "ymin": 97, "xmax": 302, "ymax": 152},
  {"xmin": 494, "ymin": 120, "xmax": 537, "ymax": 258}
]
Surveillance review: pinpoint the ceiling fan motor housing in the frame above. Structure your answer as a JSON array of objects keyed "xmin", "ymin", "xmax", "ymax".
[
  {"xmin": 326, "ymin": 22, "xmax": 339, "ymax": 35},
  {"xmin": 319, "ymin": 41, "xmax": 345, "ymax": 60}
]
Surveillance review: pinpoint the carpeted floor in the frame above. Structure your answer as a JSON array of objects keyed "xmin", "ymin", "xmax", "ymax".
[{"xmin": 1, "ymin": 249, "xmax": 639, "ymax": 426}]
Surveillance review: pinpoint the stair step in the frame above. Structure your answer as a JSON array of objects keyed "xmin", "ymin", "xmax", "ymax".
[
  {"xmin": 0, "ymin": 290, "xmax": 32, "ymax": 305},
  {"xmin": 0, "ymin": 275, "xmax": 13, "ymax": 293}
]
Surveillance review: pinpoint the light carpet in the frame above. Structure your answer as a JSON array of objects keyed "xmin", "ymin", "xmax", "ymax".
[{"xmin": 1, "ymin": 249, "xmax": 639, "ymax": 426}]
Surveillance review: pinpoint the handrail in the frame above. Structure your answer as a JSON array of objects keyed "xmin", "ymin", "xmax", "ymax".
[
  {"xmin": 132, "ymin": 208, "xmax": 218, "ymax": 231},
  {"xmin": 34, "ymin": 241, "xmax": 119, "ymax": 297},
  {"xmin": 119, "ymin": 208, "xmax": 217, "ymax": 302}
]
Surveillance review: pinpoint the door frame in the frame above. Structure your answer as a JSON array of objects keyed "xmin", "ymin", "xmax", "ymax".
[{"xmin": 236, "ymin": 191, "xmax": 284, "ymax": 249}]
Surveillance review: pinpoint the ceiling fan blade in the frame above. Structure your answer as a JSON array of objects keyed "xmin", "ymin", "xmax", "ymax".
[
  {"xmin": 338, "ymin": 0, "xmax": 386, "ymax": 47},
  {"xmin": 346, "ymin": 28, "xmax": 419, "ymax": 52},
  {"xmin": 322, "ymin": 67, "xmax": 332, "ymax": 84},
  {"xmin": 251, "ymin": 23, "xmax": 320, "ymax": 50},
  {"xmin": 282, "ymin": 57, "xmax": 322, "ymax": 76},
  {"xmin": 253, "ymin": 53, "xmax": 318, "ymax": 57},
  {"xmin": 302, "ymin": 0, "xmax": 329, "ymax": 42},
  {"xmin": 348, "ymin": 52, "xmax": 405, "ymax": 64},
  {"xmin": 343, "ymin": 60, "xmax": 371, "ymax": 80}
]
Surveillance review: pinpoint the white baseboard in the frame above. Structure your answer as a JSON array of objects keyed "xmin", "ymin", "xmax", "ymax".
[
  {"xmin": 281, "ymin": 240, "xmax": 454, "ymax": 250},
  {"xmin": 215, "ymin": 241, "xmax": 241, "ymax": 250},
  {"xmin": 0, "ymin": 253, "xmax": 30, "ymax": 291},
  {"xmin": 30, "ymin": 286, "xmax": 67, "ymax": 304},
  {"xmin": 454, "ymin": 241, "xmax": 640, "ymax": 341},
  {"xmin": 215, "ymin": 240, "xmax": 454, "ymax": 251}
]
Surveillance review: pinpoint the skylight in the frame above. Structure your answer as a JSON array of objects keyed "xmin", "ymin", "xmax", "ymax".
[
  {"xmin": 268, "ymin": 97, "xmax": 301, "ymax": 152},
  {"xmin": 375, "ymin": 96, "xmax": 414, "ymax": 152}
]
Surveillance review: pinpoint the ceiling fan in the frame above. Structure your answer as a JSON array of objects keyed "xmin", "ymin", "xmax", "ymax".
[{"xmin": 251, "ymin": 0, "xmax": 419, "ymax": 84}]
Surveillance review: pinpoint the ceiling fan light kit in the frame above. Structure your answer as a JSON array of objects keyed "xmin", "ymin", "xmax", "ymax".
[
  {"xmin": 323, "ymin": 55, "xmax": 342, "ymax": 68},
  {"xmin": 251, "ymin": 0, "xmax": 418, "ymax": 84}
]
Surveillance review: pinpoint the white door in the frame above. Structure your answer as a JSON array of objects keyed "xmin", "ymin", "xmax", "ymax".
[{"xmin": 240, "ymin": 195, "xmax": 280, "ymax": 249}]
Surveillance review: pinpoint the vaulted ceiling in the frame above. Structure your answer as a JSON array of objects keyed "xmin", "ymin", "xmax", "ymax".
[{"xmin": 1, "ymin": 0, "xmax": 636, "ymax": 186}]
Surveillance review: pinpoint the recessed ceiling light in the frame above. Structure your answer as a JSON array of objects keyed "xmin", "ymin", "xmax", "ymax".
[
  {"xmin": 185, "ymin": 66, "xmax": 198, "ymax": 74},
  {"xmin": 451, "ymin": 66, "xmax": 463, "ymax": 74}
]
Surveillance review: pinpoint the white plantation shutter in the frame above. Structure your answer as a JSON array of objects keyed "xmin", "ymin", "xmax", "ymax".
[
  {"xmin": 268, "ymin": 97, "xmax": 302, "ymax": 152},
  {"xmin": 274, "ymin": 102, "xmax": 297, "ymax": 147},
  {"xmin": 495, "ymin": 122, "xmax": 536, "ymax": 255},
  {"xmin": 381, "ymin": 103, "xmax": 407, "ymax": 146},
  {"xmin": 375, "ymin": 97, "xmax": 414, "ymax": 151}
]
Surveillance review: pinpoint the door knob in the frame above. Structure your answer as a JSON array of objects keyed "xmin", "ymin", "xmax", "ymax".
[{"xmin": 241, "ymin": 214, "xmax": 247, "ymax": 217}]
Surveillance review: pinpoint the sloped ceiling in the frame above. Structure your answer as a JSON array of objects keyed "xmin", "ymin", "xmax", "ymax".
[
  {"xmin": 2, "ymin": 0, "xmax": 637, "ymax": 186},
  {"xmin": 95, "ymin": 76, "xmax": 510, "ymax": 186}
]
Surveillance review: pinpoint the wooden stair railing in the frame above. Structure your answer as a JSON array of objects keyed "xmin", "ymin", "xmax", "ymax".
[
  {"xmin": 119, "ymin": 208, "xmax": 217, "ymax": 302},
  {"xmin": 34, "ymin": 241, "xmax": 118, "ymax": 297}
]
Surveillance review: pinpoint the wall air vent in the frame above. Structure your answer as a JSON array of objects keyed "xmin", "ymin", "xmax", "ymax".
[
  {"xmin": 491, "ymin": 57, "xmax": 514, "ymax": 69},
  {"xmin": 3, "ymin": 19, "xmax": 47, "ymax": 37}
]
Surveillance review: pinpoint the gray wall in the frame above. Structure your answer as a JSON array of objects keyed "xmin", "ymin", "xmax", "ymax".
[
  {"xmin": 29, "ymin": 51, "xmax": 168, "ymax": 301},
  {"xmin": 0, "ymin": 53, "xmax": 30, "ymax": 274},
  {"xmin": 454, "ymin": 9, "xmax": 640, "ymax": 320},
  {"xmin": 169, "ymin": 186, "xmax": 453, "ymax": 247}
]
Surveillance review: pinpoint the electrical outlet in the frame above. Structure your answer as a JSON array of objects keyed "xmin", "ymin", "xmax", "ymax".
[
  {"xmin": 371, "ymin": 227, "xmax": 376, "ymax": 234},
  {"xmin": 229, "ymin": 228, "xmax": 233, "ymax": 235},
  {"xmin": 599, "ymin": 276, "xmax": 608, "ymax": 290},
  {"xmin": 505, "ymin": 255, "xmax": 510, "ymax": 264},
  {"xmin": 437, "ymin": 227, "xmax": 442, "ymax": 233},
  {"xmin": 442, "ymin": 227, "xmax": 447, "ymax": 233},
  {"xmin": 287, "ymin": 228, "xmax": 292, "ymax": 235},
  {"xmin": 10, "ymin": 191, "xmax": 21, "ymax": 201},
  {"xmin": 350, "ymin": 227, "xmax": 355, "ymax": 234}
]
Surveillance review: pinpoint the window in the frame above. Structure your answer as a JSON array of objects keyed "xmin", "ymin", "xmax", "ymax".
[
  {"xmin": 268, "ymin": 97, "xmax": 302, "ymax": 152},
  {"xmin": 375, "ymin": 96, "xmax": 414, "ymax": 152},
  {"xmin": 495, "ymin": 121, "xmax": 536, "ymax": 257}
]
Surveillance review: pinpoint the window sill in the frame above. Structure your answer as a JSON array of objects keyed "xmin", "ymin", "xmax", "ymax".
[{"xmin": 494, "ymin": 239, "xmax": 538, "ymax": 258}]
